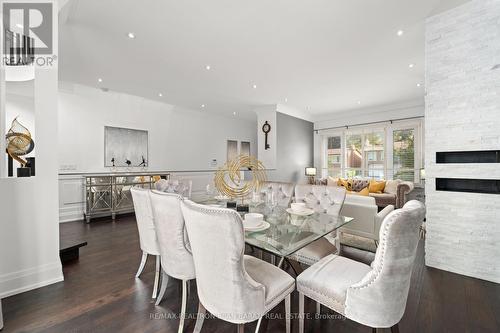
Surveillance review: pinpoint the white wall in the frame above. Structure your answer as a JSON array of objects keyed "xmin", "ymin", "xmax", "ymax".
[
  {"xmin": 425, "ymin": 0, "xmax": 500, "ymax": 283},
  {"xmin": 57, "ymin": 82, "xmax": 257, "ymax": 222},
  {"xmin": 58, "ymin": 82, "xmax": 257, "ymax": 173},
  {"xmin": 0, "ymin": 1, "xmax": 63, "ymax": 298}
]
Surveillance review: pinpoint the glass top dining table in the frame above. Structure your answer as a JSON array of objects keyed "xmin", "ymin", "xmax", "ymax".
[{"xmin": 193, "ymin": 197, "xmax": 354, "ymax": 263}]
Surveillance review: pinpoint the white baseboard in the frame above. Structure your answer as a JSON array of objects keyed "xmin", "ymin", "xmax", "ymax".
[{"xmin": 0, "ymin": 261, "xmax": 64, "ymax": 298}]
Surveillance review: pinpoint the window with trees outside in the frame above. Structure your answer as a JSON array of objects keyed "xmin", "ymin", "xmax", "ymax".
[{"xmin": 322, "ymin": 121, "xmax": 422, "ymax": 182}]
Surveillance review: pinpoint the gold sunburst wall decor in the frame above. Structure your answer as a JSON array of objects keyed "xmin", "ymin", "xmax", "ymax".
[{"xmin": 214, "ymin": 154, "xmax": 266, "ymax": 200}]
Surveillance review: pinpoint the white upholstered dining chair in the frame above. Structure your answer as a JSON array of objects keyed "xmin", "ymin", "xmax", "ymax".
[
  {"xmin": 155, "ymin": 179, "xmax": 193, "ymax": 199},
  {"xmin": 287, "ymin": 185, "xmax": 347, "ymax": 266},
  {"xmin": 181, "ymin": 200, "xmax": 295, "ymax": 333},
  {"xmin": 259, "ymin": 181, "xmax": 295, "ymax": 208},
  {"xmin": 297, "ymin": 200, "xmax": 426, "ymax": 333},
  {"xmin": 130, "ymin": 187, "xmax": 161, "ymax": 299},
  {"xmin": 149, "ymin": 191, "xmax": 196, "ymax": 333}
]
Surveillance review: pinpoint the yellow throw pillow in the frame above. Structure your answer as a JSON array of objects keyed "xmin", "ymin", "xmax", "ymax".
[
  {"xmin": 337, "ymin": 178, "xmax": 352, "ymax": 191},
  {"xmin": 358, "ymin": 187, "xmax": 370, "ymax": 196},
  {"xmin": 369, "ymin": 180, "xmax": 386, "ymax": 193}
]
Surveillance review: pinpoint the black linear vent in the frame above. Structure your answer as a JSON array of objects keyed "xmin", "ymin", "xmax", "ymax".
[
  {"xmin": 436, "ymin": 178, "xmax": 500, "ymax": 195},
  {"xmin": 436, "ymin": 150, "xmax": 500, "ymax": 163}
]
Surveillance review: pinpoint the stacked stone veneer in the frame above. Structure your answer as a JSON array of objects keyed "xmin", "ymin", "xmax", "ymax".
[{"xmin": 425, "ymin": 0, "xmax": 500, "ymax": 283}]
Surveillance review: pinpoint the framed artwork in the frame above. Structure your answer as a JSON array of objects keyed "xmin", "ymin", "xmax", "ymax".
[{"xmin": 104, "ymin": 126, "xmax": 148, "ymax": 167}]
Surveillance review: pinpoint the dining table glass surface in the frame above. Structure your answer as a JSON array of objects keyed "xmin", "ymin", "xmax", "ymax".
[{"xmin": 193, "ymin": 196, "xmax": 354, "ymax": 258}]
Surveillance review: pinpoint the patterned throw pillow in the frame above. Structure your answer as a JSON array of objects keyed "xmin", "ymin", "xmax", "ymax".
[
  {"xmin": 337, "ymin": 178, "xmax": 352, "ymax": 191},
  {"xmin": 369, "ymin": 180, "xmax": 386, "ymax": 193}
]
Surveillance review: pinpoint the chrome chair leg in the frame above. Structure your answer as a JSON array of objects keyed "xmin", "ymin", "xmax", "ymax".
[
  {"xmin": 237, "ymin": 324, "xmax": 244, "ymax": 333},
  {"xmin": 178, "ymin": 280, "xmax": 188, "ymax": 333},
  {"xmin": 255, "ymin": 317, "xmax": 263, "ymax": 333},
  {"xmin": 299, "ymin": 292, "xmax": 305, "ymax": 333},
  {"xmin": 152, "ymin": 255, "xmax": 161, "ymax": 298},
  {"xmin": 135, "ymin": 251, "xmax": 148, "ymax": 277},
  {"xmin": 155, "ymin": 271, "xmax": 169, "ymax": 306},
  {"xmin": 316, "ymin": 301, "xmax": 321, "ymax": 315},
  {"xmin": 194, "ymin": 302, "xmax": 206, "ymax": 333},
  {"xmin": 285, "ymin": 294, "xmax": 291, "ymax": 333}
]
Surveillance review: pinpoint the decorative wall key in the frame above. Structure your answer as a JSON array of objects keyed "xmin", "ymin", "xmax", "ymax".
[{"xmin": 262, "ymin": 121, "xmax": 271, "ymax": 150}]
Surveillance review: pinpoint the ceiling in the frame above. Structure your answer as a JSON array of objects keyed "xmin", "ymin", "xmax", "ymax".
[{"xmin": 59, "ymin": 0, "xmax": 469, "ymax": 120}]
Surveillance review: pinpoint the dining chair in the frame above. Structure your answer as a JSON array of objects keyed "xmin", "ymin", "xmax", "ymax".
[
  {"xmin": 181, "ymin": 200, "xmax": 295, "ymax": 333},
  {"xmin": 149, "ymin": 191, "xmax": 196, "ymax": 333},
  {"xmin": 297, "ymin": 200, "xmax": 426, "ymax": 333},
  {"xmin": 130, "ymin": 187, "xmax": 161, "ymax": 299},
  {"xmin": 259, "ymin": 181, "xmax": 295, "ymax": 208},
  {"xmin": 155, "ymin": 179, "xmax": 193, "ymax": 199},
  {"xmin": 287, "ymin": 185, "xmax": 346, "ymax": 266}
]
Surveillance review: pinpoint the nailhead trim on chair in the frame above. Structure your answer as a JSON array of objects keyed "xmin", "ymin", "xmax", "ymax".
[
  {"xmin": 298, "ymin": 283, "xmax": 346, "ymax": 315},
  {"xmin": 348, "ymin": 210, "xmax": 405, "ymax": 291}
]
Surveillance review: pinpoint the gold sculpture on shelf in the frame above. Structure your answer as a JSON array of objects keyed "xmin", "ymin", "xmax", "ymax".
[
  {"xmin": 214, "ymin": 154, "xmax": 266, "ymax": 200},
  {"xmin": 5, "ymin": 117, "xmax": 34, "ymax": 166}
]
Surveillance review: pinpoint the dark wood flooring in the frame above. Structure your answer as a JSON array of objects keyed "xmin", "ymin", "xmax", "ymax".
[{"xmin": 2, "ymin": 215, "xmax": 499, "ymax": 333}]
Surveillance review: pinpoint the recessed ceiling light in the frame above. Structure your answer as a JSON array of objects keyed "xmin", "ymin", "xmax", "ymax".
[
  {"xmin": 98, "ymin": 78, "xmax": 103, "ymax": 83},
  {"xmin": 284, "ymin": 98, "xmax": 288, "ymax": 103},
  {"xmin": 252, "ymin": 84, "xmax": 257, "ymax": 89},
  {"xmin": 397, "ymin": 30, "xmax": 404, "ymax": 36},
  {"xmin": 409, "ymin": 63, "xmax": 415, "ymax": 68},
  {"xmin": 416, "ymin": 83, "xmax": 421, "ymax": 87},
  {"xmin": 357, "ymin": 101, "xmax": 361, "ymax": 105},
  {"xmin": 201, "ymin": 104, "xmax": 205, "ymax": 108},
  {"xmin": 205, "ymin": 65, "xmax": 211, "ymax": 70},
  {"xmin": 158, "ymin": 93, "xmax": 163, "ymax": 97},
  {"xmin": 233, "ymin": 112, "xmax": 236, "ymax": 116},
  {"xmin": 127, "ymin": 32, "xmax": 136, "ymax": 39}
]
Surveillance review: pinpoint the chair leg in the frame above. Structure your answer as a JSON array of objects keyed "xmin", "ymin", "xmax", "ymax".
[
  {"xmin": 237, "ymin": 324, "xmax": 244, "ymax": 333},
  {"xmin": 299, "ymin": 292, "xmax": 305, "ymax": 333},
  {"xmin": 255, "ymin": 317, "xmax": 263, "ymax": 333},
  {"xmin": 187, "ymin": 280, "xmax": 191, "ymax": 298},
  {"xmin": 193, "ymin": 302, "xmax": 206, "ymax": 333},
  {"xmin": 155, "ymin": 271, "xmax": 169, "ymax": 306},
  {"xmin": 152, "ymin": 255, "xmax": 161, "ymax": 298},
  {"xmin": 316, "ymin": 301, "xmax": 321, "ymax": 315},
  {"xmin": 178, "ymin": 280, "xmax": 188, "ymax": 333},
  {"xmin": 135, "ymin": 251, "xmax": 148, "ymax": 277},
  {"xmin": 391, "ymin": 323, "xmax": 400, "ymax": 333},
  {"xmin": 285, "ymin": 294, "xmax": 291, "ymax": 333}
]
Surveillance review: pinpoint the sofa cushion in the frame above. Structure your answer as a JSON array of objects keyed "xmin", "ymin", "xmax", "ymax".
[
  {"xmin": 368, "ymin": 180, "xmax": 386, "ymax": 193},
  {"xmin": 338, "ymin": 178, "xmax": 352, "ymax": 191},
  {"xmin": 327, "ymin": 176, "xmax": 339, "ymax": 187},
  {"xmin": 352, "ymin": 179, "xmax": 370, "ymax": 192},
  {"xmin": 384, "ymin": 179, "xmax": 401, "ymax": 194},
  {"xmin": 357, "ymin": 187, "xmax": 370, "ymax": 196},
  {"xmin": 369, "ymin": 192, "xmax": 396, "ymax": 206}
]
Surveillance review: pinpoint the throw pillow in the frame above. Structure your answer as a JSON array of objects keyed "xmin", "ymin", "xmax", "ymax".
[
  {"xmin": 384, "ymin": 179, "xmax": 401, "ymax": 194},
  {"xmin": 327, "ymin": 176, "xmax": 338, "ymax": 186},
  {"xmin": 358, "ymin": 187, "xmax": 370, "ymax": 196},
  {"xmin": 337, "ymin": 178, "xmax": 352, "ymax": 191},
  {"xmin": 369, "ymin": 180, "xmax": 386, "ymax": 193}
]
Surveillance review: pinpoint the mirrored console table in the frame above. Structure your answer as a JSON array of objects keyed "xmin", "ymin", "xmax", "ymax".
[{"xmin": 84, "ymin": 172, "xmax": 169, "ymax": 223}]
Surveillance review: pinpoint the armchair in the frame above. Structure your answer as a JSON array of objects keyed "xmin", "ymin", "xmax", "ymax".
[
  {"xmin": 339, "ymin": 195, "xmax": 394, "ymax": 244},
  {"xmin": 297, "ymin": 201, "xmax": 426, "ymax": 332}
]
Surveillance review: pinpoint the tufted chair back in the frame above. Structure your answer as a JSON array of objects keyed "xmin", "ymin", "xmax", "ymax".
[
  {"xmin": 345, "ymin": 200, "xmax": 426, "ymax": 328},
  {"xmin": 155, "ymin": 179, "xmax": 192, "ymax": 199},
  {"xmin": 295, "ymin": 184, "xmax": 347, "ymax": 215},
  {"xmin": 181, "ymin": 200, "xmax": 266, "ymax": 323},
  {"xmin": 149, "ymin": 191, "xmax": 195, "ymax": 280},
  {"xmin": 258, "ymin": 181, "xmax": 295, "ymax": 207},
  {"xmin": 130, "ymin": 187, "xmax": 160, "ymax": 255}
]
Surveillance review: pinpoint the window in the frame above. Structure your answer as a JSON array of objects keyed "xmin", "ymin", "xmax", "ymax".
[
  {"xmin": 322, "ymin": 120, "xmax": 422, "ymax": 182},
  {"xmin": 393, "ymin": 129, "xmax": 415, "ymax": 182},
  {"xmin": 326, "ymin": 136, "xmax": 342, "ymax": 177}
]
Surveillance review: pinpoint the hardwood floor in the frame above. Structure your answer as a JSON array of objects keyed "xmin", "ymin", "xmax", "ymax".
[{"xmin": 2, "ymin": 215, "xmax": 499, "ymax": 333}]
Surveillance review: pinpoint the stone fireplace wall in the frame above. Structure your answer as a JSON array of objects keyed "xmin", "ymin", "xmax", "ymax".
[{"xmin": 425, "ymin": 0, "xmax": 500, "ymax": 283}]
